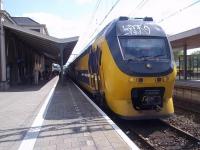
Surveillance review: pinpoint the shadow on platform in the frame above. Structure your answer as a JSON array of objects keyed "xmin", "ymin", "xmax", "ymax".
[
  {"xmin": 0, "ymin": 78, "xmax": 111, "ymax": 144},
  {"xmin": 4, "ymin": 77, "xmax": 56, "ymax": 92}
]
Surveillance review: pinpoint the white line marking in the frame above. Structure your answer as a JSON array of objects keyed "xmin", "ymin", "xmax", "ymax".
[
  {"xmin": 73, "ymin": 83, "xmax": 140, "ymax": 150},
  {"xmin": 18, "ymin": 77, "xmax": 59, "ymax": 150}
]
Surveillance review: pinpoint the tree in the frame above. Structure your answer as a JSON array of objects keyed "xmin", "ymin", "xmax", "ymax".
[{"xmin": 191, "ymin": 50, "xmax": 200, "ymax": 55}]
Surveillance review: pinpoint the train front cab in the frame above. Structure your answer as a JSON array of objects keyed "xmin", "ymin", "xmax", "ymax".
[{"xmin": 100, "ymin": 37, "xmax": 177, "ymax": 119}]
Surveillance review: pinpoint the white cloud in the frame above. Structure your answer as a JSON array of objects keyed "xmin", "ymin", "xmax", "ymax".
[{"xmin": 23, "ymin": 12, "xmax": 89, "ymax": 38}]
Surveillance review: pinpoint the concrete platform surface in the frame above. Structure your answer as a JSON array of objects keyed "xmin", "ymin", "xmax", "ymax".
[
  {"xmin": 0, "ymin": 77, "xmax": 135, "ymax": 150},
  {"xmin": 0, "ymin": 77, "xmax": 59, "ymax": 150},
  {"xmin": 33, "ymin": 79, "xmax": 132, "ymax": 150}
]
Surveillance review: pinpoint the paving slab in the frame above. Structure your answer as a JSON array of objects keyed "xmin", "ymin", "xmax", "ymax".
[
  {"xmin": 0, "ymin": 77, "xmax": 59, "ymax": 150},
  {"xmin": 33, "ymin": 79, "xmax": 132, "ymax": 150}
]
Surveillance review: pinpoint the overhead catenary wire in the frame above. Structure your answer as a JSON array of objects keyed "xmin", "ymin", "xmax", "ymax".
[
  {"xmin": 87, "ymin": 0, "xmax": 102, "ymax": 27},
  {"xmin": 128, "ymin": 0, "xmax": 149, "ymax": 17},
  {"xmin": 89, "ymin": 0, "xmax": 121, "ymax": 39},
  {"xmin": 79, "ymin": 0, "xmax": 102, "ymax": 39},
  {"xmin": 158, "ymin": 0, "xmax": 200, "ymax": 23},
  {"xmin": 70, "ymin": 0, "xmax": 102, "ymax": 59},
  {"xmin": 74, "ymin": 0, "xmax": 120, "ymax": 52},
  {"xmin": 98, "ymin": 0, "xmax": 120, "ymax": 27},
  {"xmin": 80, "ymin": 0, "xmax": 102, "ymax": 44}
]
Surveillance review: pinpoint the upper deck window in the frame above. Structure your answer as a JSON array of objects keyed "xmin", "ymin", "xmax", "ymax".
[{"xmin": 118, "ymin": 36, "xmax": 170, "ymax": 61}]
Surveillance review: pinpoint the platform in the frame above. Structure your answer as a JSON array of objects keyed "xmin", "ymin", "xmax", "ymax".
[
  {"xmin": 174, "ymin": 80, "xmax": 200, "ymax": 112},
  {"xmin": 175, "ymin": 80, "xmax": 200, "ymax": 91},
  {"xmin": 0, "ymin": 76, "xmax": 136, "ymax": 150},
  {"xmin": 0, "ymin": 77, "xmax": 58, "ymax": 150}
]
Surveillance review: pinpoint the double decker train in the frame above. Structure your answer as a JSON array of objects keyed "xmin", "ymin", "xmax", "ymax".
[{"xmin": 67, "ymin": 17, "xmax": 177, "ymax": 119}]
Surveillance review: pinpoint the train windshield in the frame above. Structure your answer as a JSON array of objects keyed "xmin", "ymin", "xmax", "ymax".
[{"xmin": 119, "ymin": 37, "xmax": 170, "ymax": 61}]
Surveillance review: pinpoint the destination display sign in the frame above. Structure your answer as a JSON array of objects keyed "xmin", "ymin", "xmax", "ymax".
[
  {"xmin": 120, "ymin": 24, "xmax": 151, "ymax": 36},
  {"xmin": 116, "ymin": 21, "xmax": 165, "ymax": 37}
]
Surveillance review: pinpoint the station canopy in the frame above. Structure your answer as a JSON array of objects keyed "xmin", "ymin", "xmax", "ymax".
[
  {"xmin": 168, "ymin": 26, "xmax": 200, "ymax": 50},
  {"xmin": 3, "ymin": 22, "xmax": 79, "ymax": 64}
]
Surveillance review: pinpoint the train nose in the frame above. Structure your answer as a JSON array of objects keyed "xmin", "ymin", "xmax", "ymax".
[
  {"xmin": 131, "ymin": 87, "xmax": 164, "ymax": 111},
  {"xmin": 142, "ymin": 96, "xmax": 162, "ymax": 105}
]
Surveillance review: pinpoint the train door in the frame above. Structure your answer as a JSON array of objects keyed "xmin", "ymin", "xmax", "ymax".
[
  {"xmin": 94, "ymin": 47, "xmax": 102, "ymax": 92},
  {"xmin": 88, "ymin": 47, "xmax": 95, "ymax": 90},
  {"xmin": 88, "ymin": 46, "xmax": 102, "ymax": 93}
]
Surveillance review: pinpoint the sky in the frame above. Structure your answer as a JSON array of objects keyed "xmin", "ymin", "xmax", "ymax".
[{"xmin": 3, "ymin": 0, "xmax": 200, "ymax": 63}]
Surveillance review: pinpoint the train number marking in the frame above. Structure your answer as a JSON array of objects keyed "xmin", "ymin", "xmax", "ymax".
[{"xmin": 122, "ymin": 25, "xmax": 151, "ymax": 35}]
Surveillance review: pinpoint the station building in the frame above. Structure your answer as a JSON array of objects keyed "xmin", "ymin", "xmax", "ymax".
[{"xmin": 0, "ymin": 6, "xmax": 78, "ymax": 90}]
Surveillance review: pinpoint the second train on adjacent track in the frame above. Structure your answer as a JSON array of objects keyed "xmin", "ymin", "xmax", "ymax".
[{"xmin": 67, "ymin": 17, "xmax": 177, "ymax": 119}]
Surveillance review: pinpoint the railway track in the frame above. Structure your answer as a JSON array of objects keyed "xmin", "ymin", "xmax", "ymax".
[
  {"xmin": 160, "ymin": 119, "xmax": 200, "ymax": 144},
  {"xmin": 85, "ymin": 89, "xmax": 200, "ymax": 149},
  {"xmin": 92, "ymin": 97, "xmax": 200, "ymax": 149},
  {"xmin": 128, "ymin": 128, "xmax": 156, "ymax": 150},
  {"xmin": 115, "ymin": 119, "xmax": 200, "ymax": 150},
  {"xmin": 166, "ymin": 106, "xmax": 200, "ymax": 140}
]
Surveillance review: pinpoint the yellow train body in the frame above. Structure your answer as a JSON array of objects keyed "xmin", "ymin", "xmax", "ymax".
[
  {"xmin": 74, "ymin": 38, "xmax": 176, "ymax": 119},
  {"xmin": 68, "ymin": 17, "xmax": 177, "ymax": 119}
]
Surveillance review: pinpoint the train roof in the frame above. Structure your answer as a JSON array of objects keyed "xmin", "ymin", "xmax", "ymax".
[
  {"xmin": 103, "ymin": 17, "xmax": 167, "ymax": 38},
  {"xmin": 68, "ymin": 17, "xmax": 166, "ymax": 66}
]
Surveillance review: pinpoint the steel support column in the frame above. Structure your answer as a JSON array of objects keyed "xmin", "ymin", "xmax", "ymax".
[
  {"xmin": 0, "ymin": 16, "xmax": 8, "ymax": 90},
  {"xmin": 178, "ymin": 56, "xmax": 181, "ymax": 80},
  {"xmin": 183, "ymin": 44, "xmax": 187, "ymax": 80},
  {"xmin": 59, "ymin": 45, "xmax": 64, "ymax": 85}
]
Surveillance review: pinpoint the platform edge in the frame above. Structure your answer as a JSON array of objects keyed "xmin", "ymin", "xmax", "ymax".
[{"xmin": 73, "ymin": 82, "xmax": 140, "ymax": 150}]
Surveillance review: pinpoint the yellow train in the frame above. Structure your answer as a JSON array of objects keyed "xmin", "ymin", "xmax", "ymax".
[{"xmin": 67, "ymin": 17, "xmax": 177, "ymax": 119}]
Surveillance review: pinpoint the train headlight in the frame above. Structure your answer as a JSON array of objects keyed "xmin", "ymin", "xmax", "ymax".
[
  {"xmin": 155, "ymin": 76, "xmax": 169, "ymax": 83},
  {"xmin": 155, "ymin": 77, "xmax": 162, "ymax": 83},
  {"xmin": 129, "ymin": 77, "xmax": 134, "ymax": 82},
  {"xmin": 162, "ymin": 76, "xmax": 169, "ymax": 82},
  {"xmin": 137, "ymin": 78, "xmax": 143, "ymax": 83}
]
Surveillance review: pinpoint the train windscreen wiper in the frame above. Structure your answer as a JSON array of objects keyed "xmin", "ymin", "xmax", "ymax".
[
  {"xmin": 152, "ymin": 54, "xmax": 166, "ymax": 58},
  {"xmin": 137, "ymin": 55, "xmax": 154, "ymax": 61},
  {"xmin": 139, "ymin": 54, "xmax": 167, "ymax": 60}
]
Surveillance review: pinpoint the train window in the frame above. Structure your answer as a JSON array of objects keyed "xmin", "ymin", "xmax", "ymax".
[{"xmin": 119, "ymin": 36, "xmax": 170, "ymax": 61}]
